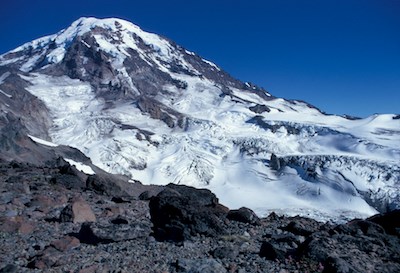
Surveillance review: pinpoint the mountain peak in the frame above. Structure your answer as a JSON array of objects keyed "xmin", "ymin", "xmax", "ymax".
[
  {"xmin": 0, "ymin": 16, "xmax": 258, "ymax": 97},
  {"xmin": 0, "ymin": 16, "xmax": 169, "ymax": 70},
  {"xmin": 57, "ymin": 16, "xmax": 145, "ymax": 42}
]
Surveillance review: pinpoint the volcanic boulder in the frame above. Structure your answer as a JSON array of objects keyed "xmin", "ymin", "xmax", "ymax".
[{"xmin": 149, "ymin": 183, "xmax": 229, "ymax": 242}]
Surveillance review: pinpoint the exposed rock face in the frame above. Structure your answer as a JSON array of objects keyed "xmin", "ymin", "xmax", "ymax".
[
  {"xmin": 0, "ymin": 68, "xmax": 51, "ymax": 141},
  {"xmin": 249, "ymin": 104, "xmax": 270, "ymax": 114},
  {"xmin": 149, "ymin": 183, "xmax": 229, "ymax": 242}
]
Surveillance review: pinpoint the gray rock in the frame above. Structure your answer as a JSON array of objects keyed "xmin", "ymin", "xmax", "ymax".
[
  {"xmin": 211, "ymin": 246, "xmax": 239, "ymax": 259},
  {"xmin": 0, "ymin": 264, "xmax": 18, "ymax": 273},
  {"xmin": 175, "ymin": 258, "xmax": 227, "ymax": 273}
]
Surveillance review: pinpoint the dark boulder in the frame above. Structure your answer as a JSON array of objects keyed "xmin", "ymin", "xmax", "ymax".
[
  {"xmin": 72, "ymin": 223, "xmax": 114, "ymax": 245},
  {"xmin": 86, "ymin": 174, "xmax": 126, "ymax": 197},
  {"xmin": 50, "ymin": 173, "xmax": 85, "ymax": 190},
  {"xmin": 138, "ymin": 190, "xmax": 154, "ymax": 200},
  {"xmin": 149, "ymin": 183, "xmax": 228, "ymax": 242},
  {"xmin": 259, "ymin": 241, "xmax": 285, "ymax": 261},
  {"xmin": 227, "ymin": 207, "xmax": 261, "ymax": 225},
  {"xmin": 368, "ymin": 210, "xmax": 400, "ymax": 236},
  {"xmin": 283, "ymin": 216, "xmax": 323, "ymax": 236}
]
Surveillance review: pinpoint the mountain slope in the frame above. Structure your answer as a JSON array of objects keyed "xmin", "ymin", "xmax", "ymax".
[{"xmin": 1, "ymin": 17, "xmax": 399, "ymax": 221}]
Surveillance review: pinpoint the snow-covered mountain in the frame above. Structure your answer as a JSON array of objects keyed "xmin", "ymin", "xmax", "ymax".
[{"xmin": 1, "ymin": 17, "xmax": 399, "ymax": 221}]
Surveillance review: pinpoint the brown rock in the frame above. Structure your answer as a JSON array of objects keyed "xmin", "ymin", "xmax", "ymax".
[
  {"xmin": 72, "ymin": 200, "xmax": 96, "ymax": 223},
  {"xmin": 28, "ymin": 246, "xmax": 60, "ymax": 269},
  {"xmin": 18, "ymin": 221, "xmax": 35, "ymax": 234},
  {"xmin": 0, "ymin": 216, "xmax": 35, "ymax": 234},
  {"xmin": 102, "ymin": 206, "xmax": 123, "ymax": 217},
  {"xmin": 0, "ymin": 217, "xmax": 19, "ymax": 233},
  {"xmin": 51, "ymin": 236, "xmax": 80, "ymax": 252},
  {"xmin": 60, "ymin": 198, "xmax": 96, "ymax": 223}
]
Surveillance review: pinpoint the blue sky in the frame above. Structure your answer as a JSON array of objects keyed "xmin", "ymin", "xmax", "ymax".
[{"xmin": 1, "ymin": 0, "xmax": 399, "ymax": 117}]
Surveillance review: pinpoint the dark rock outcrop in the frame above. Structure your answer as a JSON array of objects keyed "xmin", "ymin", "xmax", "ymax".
[
  {"xmin": 227, "ymin": 207, "xmax": 261, "ymax": 225},
  {"xmin": 259, "ymin": 241, "xmax": 285, "ymax": 261},
  {"xmin": 368, "ymin": 209, "xmax": 400, "ymax": 235},
  {"xmin": 283, "ymin": 216, "xmax": 323, "ymax": 236},
  {"xmin": 149, "ymin": 183, "xmax": 229, "ymax": 242},
  {"xmin": 270, "ymin": 153, "xmax": 281, "ymax": 171},
  {"xmin": 249, "ymin": 104, "xmax": 270, "ymax": 114},
  {"xmin": 298, "ymin": 213, "xmax": 400, "ymax": 273}
]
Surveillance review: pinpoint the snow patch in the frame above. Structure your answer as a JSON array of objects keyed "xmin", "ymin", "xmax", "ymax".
[
  {"xmin": 64, "ymin": 158, "xmax": 95, "ymax": 175},
  {"xmin": 0, "ymin": 72, "xmax": 11, "ymax": 84},
  {"xmin": 81, "ymin": 40, "xmax": 91, "ymax": 48},
  {"xmin": 47, "ymin": 47, "xmax": 66, "ymax": 64},
  {"xmin": 28, "ymin": 135, "xmax": 58, "ymax": 147},
  {"xmin": 185, "ymin": 49, "xmax": 196, "ymax": 56},
  {"xmin": 0, "ymin": 90, "xmax": 12, "ymax": 98},
  {"xmin": 202, "ymin": 58, "xmax": 221, "ymax": 71}
]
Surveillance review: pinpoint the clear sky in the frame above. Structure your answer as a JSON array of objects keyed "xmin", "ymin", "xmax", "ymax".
[{"xmin": 1, "ymin": 0, "xmax": 399, "ymax": 117}]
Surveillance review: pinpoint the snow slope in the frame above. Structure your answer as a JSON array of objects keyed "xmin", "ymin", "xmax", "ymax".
[{"xmin": 1, "ymin": 17, "xmax": 399, "ymax": 222}]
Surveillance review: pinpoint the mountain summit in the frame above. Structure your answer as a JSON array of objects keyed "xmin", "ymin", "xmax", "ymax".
[{"xmin": 0, "ymin": 17, "xmax": 399, "ymax": 221}]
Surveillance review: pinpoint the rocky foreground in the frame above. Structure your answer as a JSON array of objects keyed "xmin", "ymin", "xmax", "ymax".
[{"xmin": 0, "ymin": 159, "xmax": 399, "ymax": 273}]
